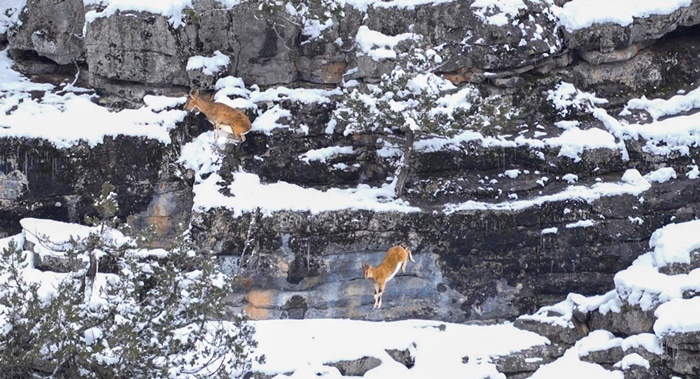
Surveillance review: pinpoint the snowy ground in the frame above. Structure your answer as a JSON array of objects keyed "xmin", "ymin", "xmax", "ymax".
[{"xmin": 251, "ymin": 319, "xmax": 547, "ymax": 378}]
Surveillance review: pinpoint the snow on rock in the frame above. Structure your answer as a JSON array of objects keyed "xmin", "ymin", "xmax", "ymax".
[
  {"xmin": 620, "ymin": 112, "xmax": 700, "ymax": 156},
  {"xmin": 177, "ymin": 132, "xmax": 225, "ymax": 182},
  {"xmin": 547, "ymin": 82, "xmax": 608, "ymax": 117},
  {"xmin": 0, "ymin": 91, "xmax": 185, "ymax": 148},
  {"xmin": 299, "ymin": 146, "xmax": 354, "ymax": 163},
  {"xmin": 0, "ymin": 49, "xmax": 54, "ymax": 93},
  {"xmin": 649, "ymin": 219, "xmax": 700, "ymax": 267},
  {"xmin": 186, "ymin": 51, "xmax": 231, "ymax": 75},
  {"xmin": 504, "ymin": 169, "xmax": 522, "ymax": 179},
  {"xmin": 555, "ymin": 0, "xmax": 692, "ymax": 30},
  {"xmin": 445, "ymin": 169, "xmax": 651, "ymax": 213},
  {"xmin": 621, "ymin": 333, "xmax": 663, "ymax": 355},
  {"xmin": 654, "ymin": 297, "xmax": 700, "ymax": 336},
  {"xmin": 355, "ymin": 25, "xmax": 415, "ymax": 60},
  {"xmin": 625, "ymin": 86, "xmax": 700, "ymax": 121},
  {"xmin": 191, "ymin": 172, "xmax": 419, "ymax": 216},
  {"xmin": 83, "ymin": 0, "xmax": 197, "ymax": 28},
  {"xmin": 545, "ymin": 127, "xmax": 617, "ymax": 162},
  {"xmin": 530, "ymin": 335, "xmax": 624, "ymax": 379},
  {"xmin": 565, "ymin": 220, "xmax": 596, "ymax": 228},
  {"xmin": 471, "ymin": 0, "xmax": 528, "ymax": 26},
  {"xmin": 143, "ymin": 94, "xmax": 186, "ymax": 111},
  {"xmin": 614, "ymin": 256, "xmax": 700, "ymax": 311},
  {"xmin": 644, "ymin": 167, "xmax": 677, "ymax": 183},
  {"xmin": 250, "ymin": 85, "xmax": 341, "ymax": 105},
  {"xmin": 562, "ymin": 174, "xmax": 578, "ymax": 183},
  {"xmin": 577, "ymin": 330, "xmax": 621, "ymax": 358},
  {"xmin": 20, "ymin": 218, "xmax": 129, "ymax": 257},
  {"xmin": 252, "ymin": 105, "xmax": 292, "ymax": 134},
  {"xmin": 0, "ymin": 48, "xmax": 185, "ymax": 147},
  {"xmin": 0, "ymin": 0, "xmax": 26, "ymax": 35},
  {"xmin": 613, "ymin": 353, "xmax": 650, "ymax": 370}
]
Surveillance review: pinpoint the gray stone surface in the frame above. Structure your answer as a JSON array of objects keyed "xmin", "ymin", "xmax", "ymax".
[
  {"xmin": 513, "ymin": 318, "xmax": 584, "ymax": 345},
  {"xmin": 589, "ymin": 305, "xmax": 656, "ymax": 336},
  {"xmin": 324, "ymin": 356, "xmax": 381, "ymax": 376},
  {"xmin": 8, "ymin": 0, "xmax": 85, "ymax": 65},
  {"xmin": 562, "ymin": 1, "xmax": 700, "ymax": 52},
  {"xmin": 493, "ymin": 343, "xmax": 567, "ymax": 375}
]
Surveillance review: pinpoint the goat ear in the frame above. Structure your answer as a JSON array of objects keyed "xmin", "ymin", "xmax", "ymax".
[{"xmin": 188, "ymin": 89, "xmax": 199, "ymax": 97}]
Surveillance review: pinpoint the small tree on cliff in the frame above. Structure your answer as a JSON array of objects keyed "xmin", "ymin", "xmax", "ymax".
[
  {"xmin": 333, "ymin": 39, "xmax": 484, "ymax": 198},
  {"xmin": 0, "ymin": 183, "xmax": 262, "ymax": 378}
]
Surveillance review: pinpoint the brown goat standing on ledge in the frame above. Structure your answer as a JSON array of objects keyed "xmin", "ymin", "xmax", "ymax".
[
  {"xmin": 363, "ymin": 245, "xmax": 415, "ymax": 309},
  {"xmin": 183, "ymin": 90, "xmax": 252, "ymax": 142}
]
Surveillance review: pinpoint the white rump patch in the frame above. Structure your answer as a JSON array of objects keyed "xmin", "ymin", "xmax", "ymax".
[{"xmin": 386, "ymin": 262, "xmax": 402, "ymax": 282}]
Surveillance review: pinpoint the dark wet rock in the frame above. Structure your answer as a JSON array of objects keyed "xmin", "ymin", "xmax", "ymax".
[{"xmin": 0, "ymin": 133, "xmax": 192, "ymax": 243}]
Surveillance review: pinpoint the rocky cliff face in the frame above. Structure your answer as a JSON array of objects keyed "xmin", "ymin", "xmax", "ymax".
[{"xmin": 2, "ymin": 0, "xmax": 700, "ymax": 337}]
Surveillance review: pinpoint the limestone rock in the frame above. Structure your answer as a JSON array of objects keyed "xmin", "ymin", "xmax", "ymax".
[
  {"xmin": 666, "ymin": 348, "xmax": 700, "ymax": 376},
  {"xmin": 8, "ymin": 0, "xmax": 85, "ymax": 65},
  {"xmin": 589, "ymin": 305, "xmax": 656, "ymax": 336},
  {"xmin": 562, "ymin": 1, "xmax": 700, "ymax": 52},
  {"xmin": 580, "ymin": 344, "xmax": 625, "ymax": 367},
  {"xmin": 0, "ymin": 170, "xmax": 27, "ymax": 206},
  {"xmin": 663, "ymin": 330, "xmax": 700, "ymax": 352},
  {"xmin": 578, "ymin": 43, "xmax": 646, "ymax": 65},
  {"xmin": 324, "ymin": 356, "xmax": 381, "ymax": 376},
  {"xmin": 492, "ymin": 343, "xmax": 567, "ymax": 375},
  {"xmin": 186, "ymin": 52, "xmax": 233, "ymax": 89},
  {"xmin": 513, "ymin": 318, "xmax": 583, "ymax": 345},
  {"xmin": 84, "ymin": 12, "xmax": 192, "ymax": 87},
  {"xmin": 362, "ymin": 0, "xmax": 562, "ymax": 75},
  {"xmin": 571, "ymin": 51, "xmax": 662, "ymax": 92},
  {"xmin": 385, "ymin": 346, "xmax": 416, "ymax": 369}
]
